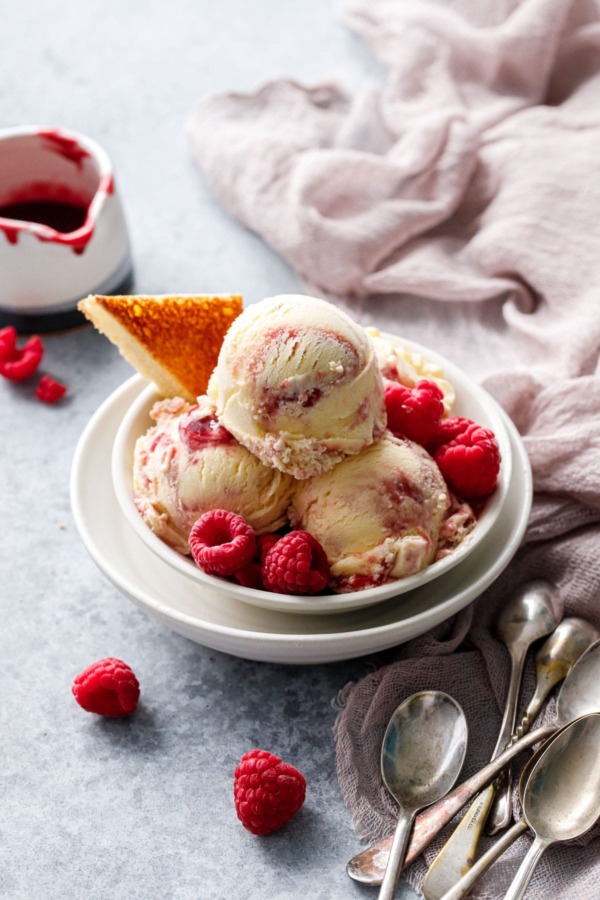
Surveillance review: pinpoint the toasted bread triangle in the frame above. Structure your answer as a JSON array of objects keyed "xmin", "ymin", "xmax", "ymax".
[{"xmin": 78, "ymin": 293, "xmax": 242, "ymax": 401}]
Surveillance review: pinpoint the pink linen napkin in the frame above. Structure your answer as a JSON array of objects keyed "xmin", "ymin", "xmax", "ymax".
[{"xmin": 187, "ymin": 0, "xmax": 600, "ymax": 896}]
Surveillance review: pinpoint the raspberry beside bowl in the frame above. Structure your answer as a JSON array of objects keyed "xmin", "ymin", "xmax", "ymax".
[{"xmin": 110, "ymin": 334, "xmax": 514, "ymax": 615}]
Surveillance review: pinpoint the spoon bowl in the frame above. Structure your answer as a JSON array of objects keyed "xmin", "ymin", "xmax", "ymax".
[
  {"xmin": 378, "ymin": 691, "xmax": 468, "ymax": 900},
  {"xmin": 504, "ymin": 713, "xmax": 600, "ymax": 900},
  {"xmin": 534, "ymin": 617, "xmax": 600, "ymax": 683},
  {"xmin": 494, "ymin": 579, "xmax": 563, "ymax": 649},
  {"xmin": 525, "ymin": 713, "xmax": 600, "ymax": 841},
  {"xmin": 556, "ymin": 637, "xmax": 600, "ymax": 724},
  {"xmin": 514, "ymin": 617, "xmax": 600, "ymax": 741},
  {"xmin": 381, "ymin": 691, "xmax": 468, "ymax": 808}
]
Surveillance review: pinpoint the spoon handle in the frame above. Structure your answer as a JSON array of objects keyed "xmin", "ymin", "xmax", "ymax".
[
  {"xmin": 421, "ymin": 784, "xmax": 496, "ymax": 900},
  {"xmin": 482, "ymin": 648, "xmax": 528, "ymax": 836},
  {"xmin": 404, "ymin": 724, "xmax": 554, "ymax": 867},
  {"xmin": 438, "ymin": 820, "xmax": 528, "ymax": 900},
  {"xmin": 486, "ymin": 678, "xmax": 553, "ymax": 835},
  {"xmin": 513, "ymin": 686, "xmax": 548, "ymax": 743},
  {"xmin": 346, "ymin": 723, "xmax": 556, "ymax": 885},
  {"xmin": 492, "ymin": 648, "xmax": 529, "ymax": 758},
  {"xmin": 379, "ymin": 810, "xmax": 415, "ymax": 900},
  {"xmin": 423, "ymin": 651, "xmax": 532, "ymax": 896},
  {"xmin": 503, "ymin": 835, "xmax": 550, "ymax": 900}
]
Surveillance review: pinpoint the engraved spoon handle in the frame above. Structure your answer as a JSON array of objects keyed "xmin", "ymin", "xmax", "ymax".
[{"xmin": 487, "ymin": 671, "xmax": 561, "ymax": 834}]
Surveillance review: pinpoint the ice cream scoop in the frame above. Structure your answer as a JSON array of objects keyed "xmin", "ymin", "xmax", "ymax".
[
  {"xmin": 290, "ymin": 432, "xmax": 450, "ymax": 591},
  {"xmin": 207, "ymin": 294, "xmax": 387, "ymax": 479},
  {"xmin": 366, "ymin": 327, "xmax": 455, "ymax": 414},
  {"xmin": 133, "ymin": 395, "xmax": 295, "ymax": 554}
]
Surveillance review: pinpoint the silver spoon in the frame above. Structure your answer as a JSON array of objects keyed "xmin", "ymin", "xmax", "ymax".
[
  {"xmin": 346, "ymin": 638, "xmax": 600, "ymax": 885},
  {"xmin": 437, "ymin": 721, "xmax": 572, "ymax": 900},
  {"xmin": 508, "ymin": 617, "xmax": 599, "ymax": 745},
  {"xmin": 423, "ymin": 615, "xmax": 598, "ymax": 900},
  {"xmin": 377, "ymin": 692, "xmax": 468, "ymax": 900},
  {"xmin": 485, "ymin": 580, "xmax": 563, "ymax": 835},
  {"xmin": 422, "ymin": 581, "xmax": 563, "ymax": 900},
  {"xmin": 504, "ymin": 712, "xmax": 600, "ymax": 899}
]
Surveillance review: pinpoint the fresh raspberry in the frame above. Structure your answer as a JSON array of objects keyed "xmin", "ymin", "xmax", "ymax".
[
  {"xmin": 234, "ymin": 533, "xmax": 281, "ymax": 589},
  {"xmin": 262, "ymin": 531, "xmax": 330, "ymax": 595},
  {"xmin": 257, "ymin": 533, "xmax": 280, "ymax": 560},
  {"xmin": 434, "ymin": 422, "xmax": 501, "ymax": 499},
  {"xmin": 426, "ymin": 416, "xmax": 473, "ymax": 453},
  {"xmin": 234, "ymin": 749, "xmax": 306, "ymax": 835},
  {"xmin": 384, "ymin": 379, "xmax": 444, "ymax": 445},
  {"xmin": 0, "ymin": 334, "xmax": 44, "ymax": 381},
  {"xmin": 35, "ymin": 374, "xmax": 67, "ymax": 404},
  {"xmin": 189, "ymin": 509, "xmax": 256, "ymax": 577},
  {"xmin": 72, "ymin": 657, "xmax": 140, "ymax": 718},
  {"xmin": 234, "ymin": 560, "xmax": 263, "ymax": 589},
  {"xmin": 0, "ymin": 326, "xmax": 18, "ymax": 363}
]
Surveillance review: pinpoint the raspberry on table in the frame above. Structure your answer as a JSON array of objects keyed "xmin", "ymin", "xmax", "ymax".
[
  {"xmin": 434, "ymin": 421, "xmax": 501, "ymax": 499},
  {"xmin": 72, "ymin": 658, "xmax": 140, "ymax": 718},
  {"xmin": 234, "ymin": 749, "xmax": 306, "ymax": 835},
  {"xmin": 35, "ymin": 374, "xmax": 67, "ymax": 404},
  {"xmin": 0, "ymin": 326, "xmax": 18, "ymax": 363},
  {"xmin": 384, "ymin": 379, "xmax": 444, "ymax": 445},
  {"xmin": 262, "ymin": 530, "xmax": 330, "ymax": 595},
  {"xmin": 189, "ymin": 509, "xmax": 256, "ymax": 577},
  {"xmin": 0, "ymin": 333, "xmax": 44, "ymax": 381}
]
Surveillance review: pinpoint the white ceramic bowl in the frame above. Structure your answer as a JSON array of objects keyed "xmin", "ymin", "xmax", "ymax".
[
  {"xmin": 0, "ymin": 124, "xmax": 132, "ymax": 332},
  {"xmin": 111, "ymin": 334, "xmax": 513, "ymax": 615},
  {"xmin": 72, "ymin": 376, "xmax": 531, "ymax": 663}
]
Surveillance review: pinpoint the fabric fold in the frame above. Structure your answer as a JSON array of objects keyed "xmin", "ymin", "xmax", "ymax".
[{"xmin": 187, "ymin": 0, "xmax": 600, "ymax": 896}]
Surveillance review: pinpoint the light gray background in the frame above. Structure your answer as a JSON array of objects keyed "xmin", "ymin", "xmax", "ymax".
[{"xmin": 0, "ymin": 2, "xmax": 423, "ymax": 897}]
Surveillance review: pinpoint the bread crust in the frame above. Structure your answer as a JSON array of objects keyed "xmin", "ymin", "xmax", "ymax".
[{"xmin": 79, "ymin": 293, "xmax": 243, "ymax": 401}]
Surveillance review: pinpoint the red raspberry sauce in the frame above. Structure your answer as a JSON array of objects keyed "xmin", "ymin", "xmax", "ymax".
[{"xmin": 179, "ymin": 408, "xmax": 235, "ymax": 449}]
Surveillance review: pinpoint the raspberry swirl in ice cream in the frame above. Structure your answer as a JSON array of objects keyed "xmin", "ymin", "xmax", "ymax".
[
  {"xmin": 290, "ymin": 432, "xmax": 455, "ymax": 592},
  {"xmin": 208, "ymin": 294, "xmax": 387, "ymax": 479},
  {"xmin": 178, "ymin": 407, "xmax": 235, "ymax": 448},
  {"xmin": 250, "ymin": 325, "xmax": 360, "ymax": 415},
  {"xmin": 133, "ymin": 396, "xmax": 294, "ymax": 554}
]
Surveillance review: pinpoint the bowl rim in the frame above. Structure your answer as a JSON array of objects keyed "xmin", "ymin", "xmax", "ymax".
[
  {"xmin": 71, "ymin": 374, "xmax": 533, "ymax": 663},
  {"xmin": 110, "ymin": 331, "xmax": 514, "ymax": 615},
  {"xmin": 0, "ymin": 124, "xmax": 114, "ymax": 240}
]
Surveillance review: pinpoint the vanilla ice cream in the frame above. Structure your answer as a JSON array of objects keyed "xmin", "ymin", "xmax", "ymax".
[
  {"xmin": 366, "ymin": 327, "xmax": 455, "ymax": 414},
  {"xmin": 207, "ymin": 295, "xmax": 387, "ymax": 479},
  {"xmin": 290, "ymin": 432, "xmax": 451, "ymax": 591},
  {"xmin": 133, "ymin": 396, "xmax": 295, "ymax": 554}
]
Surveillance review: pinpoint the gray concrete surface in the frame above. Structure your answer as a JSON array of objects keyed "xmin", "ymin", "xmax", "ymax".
[{"xmin": 0, "ymin": 1, "xmax": 420, "ymax": 898}]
